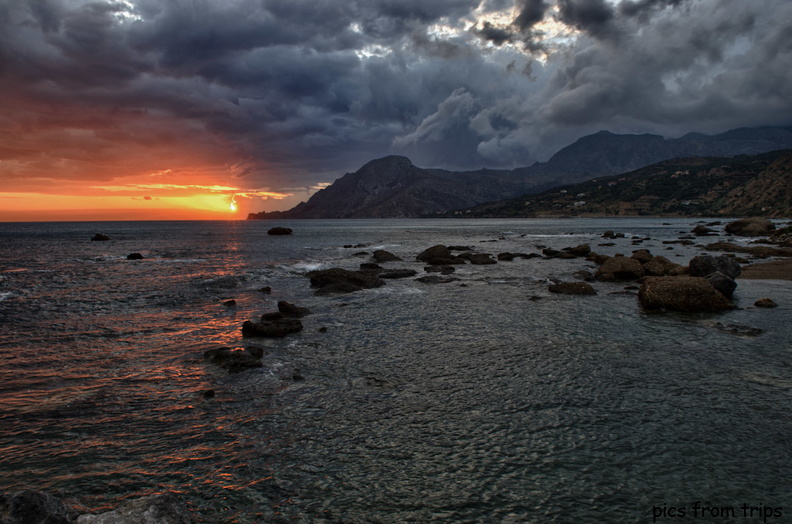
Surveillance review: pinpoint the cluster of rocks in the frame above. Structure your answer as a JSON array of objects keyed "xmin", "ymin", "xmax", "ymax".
[
  {"xmin": 203, "ymin": 301, "xmax": 312, "ymax": 372},
  {"xmin": 0, "ymin": 491, "xmax": 194, "ymax": 524}
]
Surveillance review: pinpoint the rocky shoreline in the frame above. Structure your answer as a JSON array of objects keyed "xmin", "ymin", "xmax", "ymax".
[
  {"xmin": 7, "ymin": 217, "xmax": 789, "ymax": 523},
  {"xmin": 0, "ymin": 491, "xmax": 194, "ymax": 524},
  {"xmin": 199, "ymin": 217, "xmax": 788, "ymax": 375}
]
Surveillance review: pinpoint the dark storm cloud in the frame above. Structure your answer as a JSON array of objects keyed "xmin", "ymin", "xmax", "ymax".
[
  {"xmin": 1, "ymin": 0, "xmax": 791, "ymax": 204},
  {"xmin": 619, "ymin": 0, "xmax": 687, "ymax": 19},
  {"xmin": 557, "ymin": 0, "xmax": 616, "ymax": 39},
  {"xmin": 514, "ymin": 0, "xmax": 549, "ymax": 30}
]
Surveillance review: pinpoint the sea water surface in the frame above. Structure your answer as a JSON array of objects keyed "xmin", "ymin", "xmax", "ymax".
[{"xmin": 0, "ymin": 218, "xmax": 790, "ymax": 523}]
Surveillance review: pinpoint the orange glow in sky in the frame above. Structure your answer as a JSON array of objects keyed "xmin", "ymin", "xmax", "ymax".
[{"xmin": 0, "ymin": 185, "xmax": 293, "ymax": 222}]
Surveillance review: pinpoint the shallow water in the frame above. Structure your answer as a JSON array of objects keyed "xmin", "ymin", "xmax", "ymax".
[{"xmin": 0, "ymin": 218, "xmax": 790, "ymax": 523}]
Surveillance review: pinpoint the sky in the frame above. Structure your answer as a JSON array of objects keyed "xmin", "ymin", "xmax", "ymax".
[{"xmin": 1, "ymin": 0, "xmax": 791, "ymax": 221}]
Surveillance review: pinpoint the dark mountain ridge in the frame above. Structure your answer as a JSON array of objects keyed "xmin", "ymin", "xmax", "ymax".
[
  {"xmin": 248, "ymin": 125, "xmax": 792, "ymax": 219},
  {"xmin": 460, "ymin": 149, "xmax": 792, "ymax": 218}
]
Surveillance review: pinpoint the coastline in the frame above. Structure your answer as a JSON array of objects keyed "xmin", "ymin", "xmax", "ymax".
[{"xmin": 740, "ymin": 259, "xmax": 792, "ymax": 280}]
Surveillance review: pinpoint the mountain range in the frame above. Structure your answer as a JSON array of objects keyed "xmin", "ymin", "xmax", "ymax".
[
  {"xmin": 248, "ymin": 126, "xmax": 792, "ymax": 219},
  {"xmin": 460, "ymin": 149, "xmax": 792, "ymax": 218}
]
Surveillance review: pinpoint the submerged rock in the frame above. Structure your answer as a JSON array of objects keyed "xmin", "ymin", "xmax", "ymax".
[
  {"xmin": 91, "ymin": 233, "xmax": 111, "ymax": 241},
  {"xmin": 458, "ymin": 252, "xmax": 497, "ymax": 265},
  {"xmin": 0, "ymin": 490, "xmax": 71, "ymax": 524},
  {"xmin": 306, "ymin": 268, "xmax": 385, "ymax": 294},
  {"xmin": 548, "ymin": 282, "xmax": 597, "ymax": 295},
  {"xmin": 76, "ymin": 493, "xmax": 194, "ymax": 524},
  {"xmin": 379, "ymin": 269, "xmax": 418, "ymax": 279},
  {"xmin": 638, "ymin": 276, "xmax": 733, "ymax": 312},
  {"xmin": 203, "ymin": 346, "xmax": 264, "ymax": 372},
  {"xmin": 416, "ymin": 275, "xmax": 460, "ymax": 284}
]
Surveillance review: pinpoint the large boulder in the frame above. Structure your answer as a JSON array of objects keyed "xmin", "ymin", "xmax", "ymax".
[
  {"xmin": 76, "ymin": 493, "xmax": 194, "ymax": 524},
  {"xmin": 0, "ymin": 490, "xmax": 71, "ymax": 524},
  {"xmin": 372, "ymin": 250, "xmax": 402, "ymax": 262},
  {"xmin": 638, "ymin": 276, "xmax": 733, "ymax": 312},
  {"xmin": 548, "ymin": 282, "xmax": 597, "ymax": 295},
  {"xmin": 595, "ymin": 255, "xmax": 646, "ymax": 281},
  {"xmin": 705, "ymin": 271, "xmax": 738, "ymax": 298},
  {"xmin": 630, "ymin": 249, "xmax": 653, "ymax": 264},
  {"xmin": 724, "ymin": 218, "xmax": 775, "ymax": 236},
  {"xmin": 203, "ymin": 346, "xmax": 264, "ymax": 372},
  {"xmin": 688, "ymin": 255, "xmax": 742, "ymax": 279},
  {"xmin": 242, "ymin": 318, "xmax": 303, "ymax": 337},
  {"xmin": 692, "ymin": 224, "xmax": 717, "ymax": 236},
  {"xmin": 642, "ymin": 255, "xmax": 684, "ymax": 276},
  {"xmin": 416, "ymin": 245, "xmax": 465, "ymax": 265},
  {"xmin": 306, "ymin": 268, "xmax": 385, "ymax": 294}
]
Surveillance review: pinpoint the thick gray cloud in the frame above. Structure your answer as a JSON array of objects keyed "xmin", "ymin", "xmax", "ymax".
[{"xmin": 1, "ymin": 0, "xmax": 790, "ymax": 211}]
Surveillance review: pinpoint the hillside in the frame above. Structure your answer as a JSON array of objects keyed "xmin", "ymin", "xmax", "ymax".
[
  {"xmin": 248, "ymin": 126, "xmax": 792, "ymax": 219},
  {"xmin": 459, "ymin": 150, "xmax": 792, "ymax": 218},
  {"xmin": 248, "ymin": 156, "xmax": 548, "ymax": 219}
]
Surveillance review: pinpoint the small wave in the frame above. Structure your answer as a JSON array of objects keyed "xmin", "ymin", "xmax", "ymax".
[
  {"xmin": 291, "ymin": 261, "xmax": 327, "ymax": 272},
  {"xmin": 0, "ymin": 291, "xmax": 13, "ymax": 302},
  {"xmin": 370, "ymin": 286, "xmax": 425, "ymax": 296}
]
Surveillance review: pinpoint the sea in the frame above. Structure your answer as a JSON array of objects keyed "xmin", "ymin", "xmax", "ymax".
[{"xmin": 0, "ymin": 218, "xmax": 790, "ymax": 523}]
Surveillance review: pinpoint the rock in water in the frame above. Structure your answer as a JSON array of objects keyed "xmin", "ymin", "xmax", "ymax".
[
  {"xmin": 705, "ymin": 271, "xmax": 738, "ymax": 298},
  {"xmin": 548, "ymin": 282, "xmax": 597, "ymax": 295},
  {"xmin": 242, "ymin": 318, "xmax": 303, "ymax": 337},
  {"xmin": 691, "ymin": 224, "xmax": 717, "ymax": 236},
  {"xmin": 0, "ymin": 490, "xmax": 70, "ymax": 524},
  {"xmin": 306, "ymin": 268, "xmax": 385, "ymax": 294},
  {"xmin": 127, "ymin": 253, "xmax": 143, "ymax": 260},
  {"xmin": 91, "ymin": 233, "xmax": 111, "ymax": 241},
  {"xmin": 267, "ymin": 227, "xmax": 293, "ymax": 235},
  {"xmin": 203, "ymin": 346, "xmax": 264, "ymax": 372},
  {"xmin": 379, "ymin": 269, "xmax": 418, "ymax": 279},
  {"xmin": 724, "ymin": 218, "xmax": 775, "ymax": 236},
  {"xmin": 277, "ymin": 300, "xmax": 311, "ymax": 317},
  {"xmin": 688, "ymin": 255, "xmax": 742, "ymax": 279},
  {"xmin": 372, "ymin": 250, "xmax": 402, "ymax": 262},
  {"xmin": 416, "ymin": 245, "xmax": 465, "ymax": 265},
  {"xmin": 638, "ymin": 276, "xmax": 734, "ymax": 312},
  {"xmin": 76, "ymin": 493, "xmax": 194, "ymax": 523},
  {"xmin": 595, "ymin": 255, "xmax": 645, "ymax": 281},
  {"xmin": 755, "ymin": 298, "xmax": 778, "ymax": 308},
  {"xmin": 642, "ymin": 255, "xmax": 684, "ymax": 276}
]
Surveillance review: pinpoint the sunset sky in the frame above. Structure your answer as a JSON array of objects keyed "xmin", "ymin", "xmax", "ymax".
[{"xmin": 1, "ymin": 0, "xmax": 790, "ymax": 221}]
